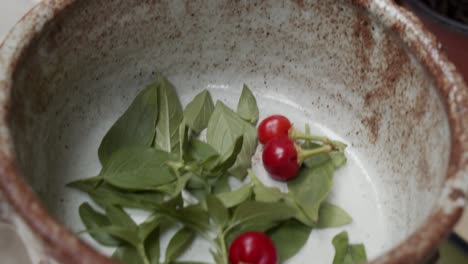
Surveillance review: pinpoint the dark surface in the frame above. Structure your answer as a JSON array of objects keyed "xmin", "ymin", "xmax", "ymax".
[{"xmin": 404, "ymin": 0, "xmax": 468, "ymax": 34}]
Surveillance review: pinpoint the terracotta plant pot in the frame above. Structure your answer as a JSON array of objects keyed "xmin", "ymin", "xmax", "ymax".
[{"xmin": 0, "ymin": 0, "xmax": 467, "ymax": 263}]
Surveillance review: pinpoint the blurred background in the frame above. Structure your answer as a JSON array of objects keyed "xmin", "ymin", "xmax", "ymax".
[{"xmin": 0, "ymin": 0, "xmax": 466, "ymax": 263}]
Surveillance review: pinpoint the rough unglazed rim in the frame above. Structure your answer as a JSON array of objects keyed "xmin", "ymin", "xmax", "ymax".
[{"xmin": 0, "ymin": 0, "xmax": 466, "ymax": 263}]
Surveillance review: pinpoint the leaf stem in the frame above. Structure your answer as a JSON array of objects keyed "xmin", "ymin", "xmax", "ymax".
[
  {"xmin": 218, "ymin": 232, "xmax": 229, "ymax": 264},
  {"xmin": 137, "ymin": 244, "xmax": 151, "ymax": 264}
]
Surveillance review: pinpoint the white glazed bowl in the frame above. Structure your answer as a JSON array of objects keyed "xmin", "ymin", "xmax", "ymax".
[{"xmin": 0, "ymin": 0, "xmax": 467, "ymax": 263}]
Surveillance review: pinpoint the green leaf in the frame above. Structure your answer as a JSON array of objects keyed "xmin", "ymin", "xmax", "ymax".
[
  {"xmin": 333, "ymin": 232, "xmax": 350, "ymax": 264},
  {"xmin": 216, "ymin": 184, "xmax": 252, "ymax": 208},
  {"xmin": 68, "ymin": 178, "xmax": 165, "ymax": 210},
  {"xmin": 164, "ymin": 227, "xmax": 196, "ymax": 263},
  {"xmin": 211, "ymin": 136, "xmax": 244, "ymax": 173},
  {"xmin": 98, "ymin": 83, "xmax": 158, "ymax": 166},
  {"xmin": 171, "ymin": 173, "xmax": 193, "ymax": 198},
  {"xmin": 236, "ymin": 84, "xmax": 259, "ymax": 124},
  {"xmin": 206, "ymin": 195, "xmax": 229, "ymax": 228},
  {"xmin": 145, "ymin": 227, "xmax": 161, "ymax": 264},
  {"xmin": 348, "ymin": 244, "xmax": 368, "ymax": 264},
  {"xmin": 332, "ymin": 231, "xmax": 367, "ymax": 264},
  {"xmin": 154, "ymin": 76, "xmax": 184, "ymax": 153},
  {"xmin": 113, "ymin": 245, "xmax": 144, "ymax": 264},
  {"xmin": 288, "ymin": 162, "xmax": 334, "ymax": 223},
  {"xmin": 206, "ymin": 101, "xmax": 257, "ymax": 180},
  {"xmin": 268, "ymin": 219, "xmax": 312, "ymax": 262},
  {"xmin": 212, "ymin": 176, "xmax": 231, "ymax": 194},
  {"xmin": 186, "ymin": 139, "xmax": 219, "ymax": 162},
  {"xmin": 252, "ymin": 179, "xmax": 284, "ymax": 203},
  {"xmin": 301, "ymin": 126, "xmax": 347, "ymax": 170},
  {"xmin": 226, "ymin": 220, "xmax": 280, "ymax": 247},
  {"xmin": 151, "ymin": 203, "xmax": 211, "ymax": 234},
  {"xmin": 329, "ymin": 151, "xmax": 347, "ymax": 169},
  {"xmin": 183, "ymin": 90, "xmax": 215, "ymax": 134},
  {"xmin": 78, "ymin": 202, "xmax": 120, "ymax": 246},
  {"xmin": 101, "ymin": 147, "xmax": 176, "ymax": 191},
  {"xmin": 229, "ymin": 201, "xmax": 296, "ymax": 229},
  {"xmin": 316, "ymin": 203, "xmax": 352, "ymax": 228},
  {"xmin": 179, "ymin": 121, "xmax": 190, "ymax": 160},
  {"xmin": 105, "ymin": 205, "xmax": 137, "ymax": 230},
  {"xmin": 303, "ymin": 151, "xmax": 331, "ymax": 168},
  {"xmin": 177, "ymin": 205, "xmax": 212, "ymax": 233},
  {"xmin": 172, "ymin": 262, "xmax": 211, "ymax": 264},
  {"xmin": 100, "ymin": 226, "xmax": 140, "ymax": 247},
  {"xmin": 138, "ymin": 213, "xmax": 164, "ymax": 241}
]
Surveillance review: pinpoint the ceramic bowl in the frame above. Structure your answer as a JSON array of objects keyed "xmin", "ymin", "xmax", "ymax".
[{"xmin": 0, "ymin": 0, "xmax": 467, "ymax": 263}]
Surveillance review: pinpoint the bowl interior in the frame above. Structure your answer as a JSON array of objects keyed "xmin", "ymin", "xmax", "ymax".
[{"xmin": 7, "ymin": 0, "xmax": 450, "ymax": 262}]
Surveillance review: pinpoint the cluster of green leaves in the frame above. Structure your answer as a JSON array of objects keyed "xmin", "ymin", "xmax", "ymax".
[{"xmin": 68, "ymin": 76, "xmax": 366, "ymax": 264}]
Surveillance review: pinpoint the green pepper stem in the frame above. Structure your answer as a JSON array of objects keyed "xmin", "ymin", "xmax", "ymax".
[{"xmin": 296, "ymin": 144, "xmax": 333, "ymax": 164}]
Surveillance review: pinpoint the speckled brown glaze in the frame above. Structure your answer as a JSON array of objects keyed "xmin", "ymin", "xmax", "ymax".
[{"xmin": 0, "ymin": 0, "xmax": 466, "ymax": 264}]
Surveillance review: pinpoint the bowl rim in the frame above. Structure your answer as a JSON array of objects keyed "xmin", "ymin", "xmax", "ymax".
[{"xmin": 0, "ymin": 0, "xmax": 467, "ymax": 263}]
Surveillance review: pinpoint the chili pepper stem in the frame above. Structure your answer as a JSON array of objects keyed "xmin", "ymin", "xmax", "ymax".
[
  {"xmin": 289, "ymin": 127, "xmax": 329, "ymax": 143},
  {"xmin": 296, "ymin": 144, "xmax": 333, "ymax": 164},
  {"xmin": 289, "ymin": 128, "xmax": 347, "ymax": 152}
]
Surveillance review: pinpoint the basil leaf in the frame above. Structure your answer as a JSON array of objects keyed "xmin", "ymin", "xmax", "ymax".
[
  {"xmin": 206, "ymin": 195, "xmax": 229, "ymax": 228},
  {"xmin": 100, "ymin": 226, "xmax": 140, "ymax": 247},
  {"xmin": 186, "ymin": 139, "xmax": 219, "ymax": 162},
  {"xmin": 252, "ymin": 180, "xmax": 284, "ymax": 203},
  {"xmin": 172, "ymin": 262, "xmax": 211, "ymax": 264},
  {"xmin": 172, "ymin": 173, "xmax": 193, "ymax": 198},
  {"xmin": 268, "ymin": 219, "xmax": 312, "ymax": 262},
  {"xmin": 301, "ymin": 126, "xmax": 347, "ymax": 169},
  {"xmin": 303, "ymin": 151, "xmax": 347, "ymax": 170},
  {"xmin": 303, "ymin": 151, "xmax": 331, "ymax": 168},
  {"xmin": 206, "ymin": 101, "xmax": 257, "ymax": 180},
  {"xmin": 183, "ymin": 90, "xmax": 214, "ymax": 134},
  {"xmin": 329, "ymin": 151, "xmax": 347, "ymax": 169},
  {"xmin": 105, "ymin": 205, "xmax": 137, "ymax": 230},
  {"xmin": 211, "ymin": 136, "xmax": 244, "ymax": 173},
  {"xmin": 179, "ymin": 121, "xmax": 190, "ymax": 160},
  {"xmin": 145, "ymin": 227, "xmax": 161, "ymax": 264},
  {"xmin": 226, "ymin": 220, "xmax": 280, "ymax": 247},
  {"xmin": 138, "ymin": 214, "xmax": 164, "ymax": 241},
  {"xmin": 348, "ymin": 244, "xmax": 367, "ymax": 264},
  {"xmin": 177, "ymin": 205, "xmax": 212, "ymax": 233},
  {"xmin": 155, "ymin": 77, "xmax": 184, "ymax": 153},
  {"xmin": 101, "ymin": 147, "xmax": 176, "ymax": 191},
  {"xmin": 230, "ymin": 201, "xmax": 296, "ymax": 229},
  {"xmin": 69, "ymin": 178, "xmax": 165, "ymax": 210},
  {"xmin": 113, "ymin": 245, "xmax": 144, "ymax": 264},
  {"xmin": 212, "ymin": 176, "xmax": 231, "ymax": 194},
  {"xmin": 316, "ymin": 203, "xmax": 352, "ymax": 228},
  {"xmin": 236, "ymin": 84, "xmax": 259, "ymax": 124},
  {"xmin": 216, "ymin": 184, "xmax": 252, "ymax": 208},
  {"xmin": 165, "ymin": 227, "xmax": 195, "ymax": 263},
  {"xmin": 333, "ymin": 232, "xmax": 350, "ymax": 264},
  {"xmin": 288, "ymin": 162, "xmax": 334, "ymax": 223},
  {"xmin": 332, "ymin": 231, "xmax": 367, "ymax": 264},
  {"xmin": 189, "ymin": 188, "xmax": 209, "ymax": 205},
  {"xmin": 78, "ymin": 202, "xmax": 120, "ymax": 246},
  {"xmin": 98, "ymin": 83, "xmax": 158, "ymax": 166},
  {"xmin": 152, "ymin": 203, "xmax": 211, "ymax": 234}
]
